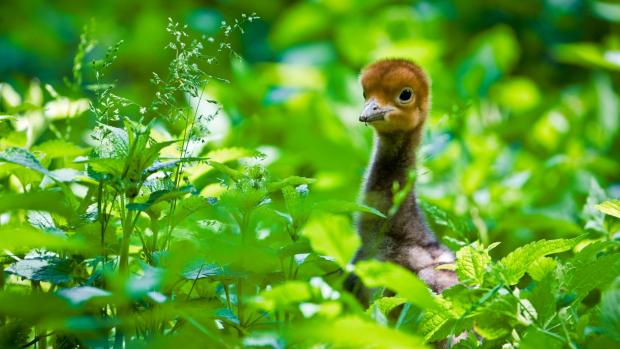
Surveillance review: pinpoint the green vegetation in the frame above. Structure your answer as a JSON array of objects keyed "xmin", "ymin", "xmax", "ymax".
[{"xmin": 1, "ymin": 1, "xmax": 619, "ymax": 348}]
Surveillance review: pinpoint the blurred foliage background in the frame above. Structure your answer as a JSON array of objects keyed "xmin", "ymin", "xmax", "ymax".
[{"xmin": 1, "ymin": 0, "xmax": 620, "ymax": 347}]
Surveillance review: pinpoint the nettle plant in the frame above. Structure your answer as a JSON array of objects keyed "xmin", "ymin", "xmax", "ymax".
[{"xmin": 1, "ymin": 15, "xmax": 620, "ymax": 349}]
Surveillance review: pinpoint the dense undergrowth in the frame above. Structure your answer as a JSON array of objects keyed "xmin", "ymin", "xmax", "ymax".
[{"xmin": 1, "ymin": 8, "xmax": 620, "ymax": 349}]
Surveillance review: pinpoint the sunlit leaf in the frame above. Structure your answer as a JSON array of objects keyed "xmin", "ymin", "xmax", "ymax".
[
  {"xmin": 455, "ymin": 242, "xmax": 491, "ymax": 286},
  {"xmin": 596, "ymin": 200, "xmax": 620, "ymax": 219},
  {"xmin": 496, "ymin": 237, "xmax": 580, "ymax": 285},
  {"xmin": 301, "ymin": 213, "xmax": 360, "ymax": 268},
  {"xmin": 355, "ymin": 260, "xmax": 438, "ymax": 311},
  {"xmin": 0, "ymin": 222, "xmax": 85, "ymax": 251},
  {"xmin": 0, "ymin": 192, "xmax": 73, "ymax": 217},
  {"xmin": 0, "ymin": 147, "xmax": 52, "ymax": 177}
]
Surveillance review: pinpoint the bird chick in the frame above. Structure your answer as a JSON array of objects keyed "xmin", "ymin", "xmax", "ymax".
[{"xmin": 350, "ymin": 59, "xmax": 458, "ymax": 300}]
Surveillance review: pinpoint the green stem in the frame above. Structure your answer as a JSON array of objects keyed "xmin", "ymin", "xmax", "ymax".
[
  {"xmin": 237, "ymin": 209, "xmax": 252, "ymax": 327},
  {"xmin": 163, "ymin": 88, "xmax": 206, "ymax": 251}
]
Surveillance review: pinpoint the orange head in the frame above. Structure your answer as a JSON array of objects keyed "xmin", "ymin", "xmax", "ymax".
[{"xmin": 359, "ymin": 59, "xmax": 430, "ymax": 133}]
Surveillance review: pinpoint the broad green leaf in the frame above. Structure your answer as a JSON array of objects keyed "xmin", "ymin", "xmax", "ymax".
[
  {"xmin": 208, "ymin": 160, "xmax": 243, "ymax": 180},
  {"xmin": 596, "ymin": 200, "xmax": 620, "ymax": 219},
  {"xmin": 473, "ymin": 312, "xmax": 512, "ymax": 340},
  {"xmin": 188, "ymin": 147, "xmax": 254, "ymax": 181},
  {"xmin": 282, "ymin": 184, "xmax": 310, "ymax": 224},
  {"xmin": 171, "ymin": 195, "xmax": 215, "ymax": 228},
  {"xmin": 497, "ymin": 237, "xmax": 580, "ymax": 285},
  {"xmin": 420, "ymin": 304, "xmax": 456, "ymax": 342},
  {"xmin": 527, "ymin": 256, "xmax": 557, "ymax": 281},
  {"xmin": 92, "ymin": 123, "xmax": 129, "ymax": 158},
  {"xmin": 0, "ymin": 147, "xmax": 52, "ymax": 177},
  {"xmin": 527, "ymin": 272, "xmax": 558, "ymax": 325},
  {"xmin": 80, "ymin": 157, "xmax": 125, "ymax": 176},
  {"xmin": 570, "ymin": 240, "xmax": 618, "ymax": 268},
  {"xmin": 181, "ymin": 261, "xmax": 230, "ymax": 280},
  {"xmin": 31, "ymin": 140, "xmax": 88, "ymax": 159},
  {"xmin": 6, "ymin": 253, "xmax": 74, "ymax": 284},
  {"xmin": 253, "ymin": 281, "xmax": 313, "ymax": 312},
  {"xmin": 278, "ymin": 240, "xmax": 312, "ymax": 258},
  {"xmin": 301, "ymin": 213, "xmax": 360, "ymax": 267},
  {"xmin": 134, "ymin": 139, "xmax": 179, "ymax": 174},
  {"xmin": 0, "ymin": 223, "xmax": 85, "ymax": 251},
  {"xmin": 601, "ymin": 280, "xmax": 620, "ymax": 342},
  {"xmin": 564, "ymin": 253, "xmax": 620, "ymax": 302},
  {"xmin": 314, "ymin": 200, "xmax": 386, "ymax": 218},
  {"xmin": 355, "ymin": 260, "xmax": 438, "ymax": 310},
  {"xmin": 207, "ymin": 147, "xmax": 254, "ymax": 163},
  {"xmin": 286, "ymin": 315, "xmax": 428, "ymax": 349},
  {"xmin": 455, "ymin": 242, "xmax": 491, "ymax": 286},
  {"xmin": 520, "ymin": 327, "xmax": 563, "ymax": 349},
  {"xmin": 0, "ymin": 291, "xmax": 72, "ymax": 324},
  {"xmin": 57, "ymin": 286, "xmax": 112, "ymax": 306},
  {"xmin": 0, "ymin": 191, "xmax": 73, "ymax": 217},
  {"xmin": 367, "ymin": 296, "xmax": 406, "ymax": 318}
]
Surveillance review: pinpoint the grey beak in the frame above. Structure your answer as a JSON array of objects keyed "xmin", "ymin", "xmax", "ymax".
[{"xmin": 359, "ymin": 98, "xmax": 393, "ymax": 123}]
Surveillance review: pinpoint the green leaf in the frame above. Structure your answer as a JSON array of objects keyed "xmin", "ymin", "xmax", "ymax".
[
  {"xmin": 170, "ymin": 195, "xmax": 215, "ymax": 228},
  {"xmin": 286, "ymin": 315, "xmax": 428, "ymax": 349},
  {"xmin": 92, "ymin": 123, "xmax": 129, "ymax": 158},
  {"xmin": 473, "ymin": 312, "xmax": 512, "ymax": 340},
  {"xmin": 253, "ymin": 281, "xmax": 313, "ymax": 312},
  {"xmin": 6, "ymin": 253, "xmax": 74, "ymax": 284},
  {"xmin": 314, "ymin": 200, "xmax": 386, "ymax": 218},
  {"xmin": 31, "ymin": 140, "xmax": 89, "ymax": 159},
  {"xmin": 0, "ymin": 291, "xmax": 73, "ymax": 324},
  {"xmin": 420, "ymin": 302, "xmax": 457, "ymax": 342},
  {"xmin": 278, "ymin": 240, "xmax": 312, "ymax": 259},
  {"xmin": 520, "ymin": 327, "xmax": 563, "ymax": 349},
  {"xmin": 570, "ymin": 240, "xmax": 618, "ymax": 268},
  {"xmin": 181, "ymin": 261, "xmax": 230, "ymax": 280},
  {"xmin": 301, "ymin": 213, "xmax": 360, "ymax": 267},
  {"xmin": 564, "ymin": 253, "xmax": 620, "ymax": 302},
  {"xmin": 583, "ymin": 179, "xmax": 607, "ymax": 232},
  {"xmin": 282, "ymin": 184, "xmax": 311, "ymax": 225},
  {"xmin": 601, "ymin": 280, "xmax": 620, "ymax": 342},
  {"xmin": 57, "ymin": 286, "xmax": 112, "ymax": 306},
  {"xmin": 527, "ymin": 272, "xmax": 558, "ymax": 325},
  {"xmin": 0, "ymin": 191, "xmax": 73, "ymax": 217},
  {"xmin": 80, "ymin": 157, "xmax": 125, "ymax": 176},
  {"xmin": 0, "ymin": 147, "xmax": 52, "ymax": 177},
  {"xmin": 208, "ymin": 161, "xmax": 243, "ymax": 180},
  {"xmin": 355, "ymin": 260, "xmax": 438, "ymax": 310},
  {"xmin": 455, "ymin": 242, "xmax": 491, "ymax": 286},
  {"xmin": 367, "ymin": 296, "xmax": 406, "ymax": 318},
  {"xmin": 126, "ymin": 187, "xmax": 193, "ymax": 211},
  {"xmin": 267, "ymin": 175, "xmax": 316, "ymax": 193},
  {"xmin": 496, "ymin": 237, "xmax": 580, "ymax": 285},
  {"xmin": 596, "ymin": 200, "xmax": 620, "ymax": 219},
  {"xmin": 207, "ymin": 147, "xmax": 255, "ymax": 163},
  {"xmin": 527, "ymin": 256, "xmax": 557, "ymax": 281},
  {"xmin": 0, "ymin": 223, "xmax": 85, "ymax": 251}
]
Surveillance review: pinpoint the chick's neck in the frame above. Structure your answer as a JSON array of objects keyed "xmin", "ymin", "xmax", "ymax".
[{"xmin": 364, "ymin": 126, "xmax": 423, "ymax": 198}]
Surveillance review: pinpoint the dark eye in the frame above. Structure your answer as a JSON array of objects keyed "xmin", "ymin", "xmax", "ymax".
[{"xmin": 398, "ymin": 87, "xmax": 413, "ymax": 103}]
